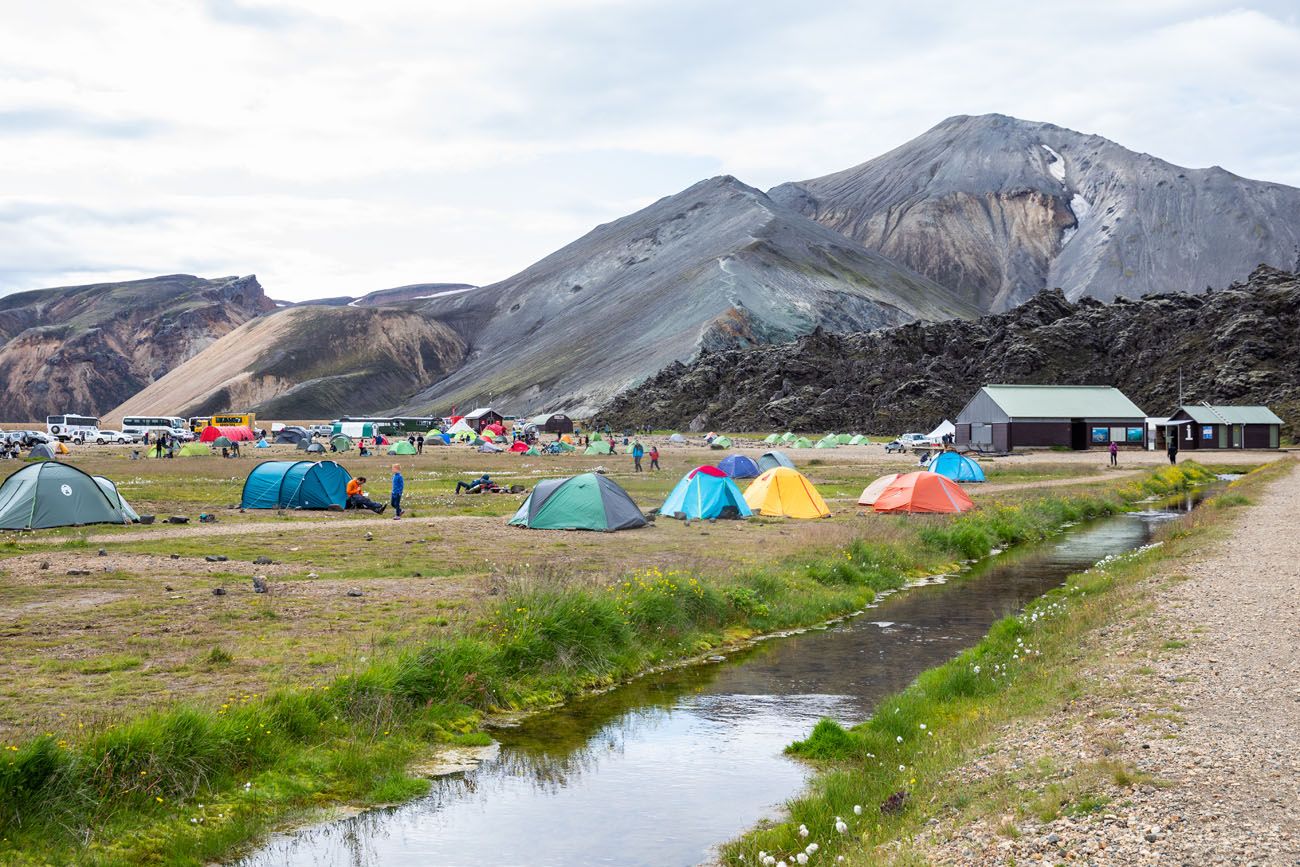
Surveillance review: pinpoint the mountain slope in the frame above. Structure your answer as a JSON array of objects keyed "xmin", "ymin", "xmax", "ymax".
[
  {"xmin": 770, "ymin": 114, "xmax": 1300, "ymax": 311},
  {"xmin": 597, "ymin": 266, "xmax": 1300, "ymax": 440},
  {"xmin": 398, "ymin": 176, "xmax": 978, "ymax": 417},
  {"xmin": 106, "ymin": 306, "xmax": 467, "ymax": 423},
  {"xmin": 0, "ymin": 274, "xmax": 274, "ymax": 422}
]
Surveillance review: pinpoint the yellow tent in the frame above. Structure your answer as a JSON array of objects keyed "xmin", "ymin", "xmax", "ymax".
[
  {"xmin": 55, "ymin": 442, "xmax": 70, "ymax": 455},
  {"xmin": 560, "ymin": 434, "xmax": 575, "ymax": 444},
  {"xmin": 743, "ymin": 467, "xmax": 830, "ymax": 519}
]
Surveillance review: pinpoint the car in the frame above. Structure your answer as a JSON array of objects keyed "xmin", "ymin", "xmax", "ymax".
[
  {"xmin": 5, "ymin": 431, "xmax": 50, "ymax": 447},
  {"xmin": 310, "ymin": 424, "xmax": 334, "ymax": 437},
  {"xmin": 91, "ymin": 430, "xmax": 137, "ymax": 445},
  {"xmin": 885, "ymin": 432, "xmax": 937, "ymax": 454}
]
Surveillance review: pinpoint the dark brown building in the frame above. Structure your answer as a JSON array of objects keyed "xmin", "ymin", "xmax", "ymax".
[
  {"xmin": 528, "ymin": 412, "xmax": 575, "ymax": 435},
  {"xmin": 1162, "ymin": 405, "xmax": 1282, "ymax": 450},
  {"xmin": 463, "ymin": 407, "xmax": 504, "ymax": 433},
  {"xmin": 955, "ymin": 385, "xmax": 1147, "ymax": 452}
]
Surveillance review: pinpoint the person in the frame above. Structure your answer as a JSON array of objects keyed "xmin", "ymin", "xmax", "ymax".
[
  {"xmin": 649, "ymin": 445, "xmax": 660, "ymax": 471},
  {"xmin": 607, "ymin": 437, "xmax": 617, "ymax": 456},
  {"xmin": 631, "ymin": 440, "xmax": 644, "ymax": 472},
  {"xmin": 231, "ymin": 441, "xmax": 240, "ymax": 458},
  {"xmin": 1109, "ymin": 440, "xmax": 1119, "ymax": 467},
  {"xmin": 359, "ymin": 439, "xmax": 371, "ymax": 457},
  {"xmin": 142, "ymin": 431, "xmax": 150, "ymax": 446},
  {"xmin": 416, "ymin": 434, "xmax": 424, "ymax": 454},
  {"xmin": 1167, "ymin": 440, "xmax": 1178, "ymax": 465},
  {"xmin": 154, "ymin": 436, "xmax": 165, "ymax": 459},
  {"xmin": 346, "ymin": 476, "xmax": 385, "ymax": 513},
  {"xmin": 390, "ymin": 463, "xmax": 404, "ymax": 519},
  {"xmin": 456, "ymin": 473, "xmax": 491, "ymax": 494}
]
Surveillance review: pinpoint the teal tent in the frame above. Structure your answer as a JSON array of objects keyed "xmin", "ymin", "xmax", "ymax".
[
  {"xmin": 928, "ymin": 451, "xmax": 986, "ymax": 483},
  {"xmin": 757, "ymin": 450, "xmax": 796, "ymax": 473},
  {"xmin": 240, "ymin": 460, "xmax": 352, "ymax": 509},
  {"xmin": 508, "ymin": 473, "xmax": 646, "ymax": 531},
  {"xmin": 94, "ymin": 476, "xmax": 140, "ymax": 523},
  {"xmin": 659, "ymin": 466, "xmax": 751, "ymax": 520},
  {"xmin": 0, "ymin": 463, "xmax": 129, "ymax": 530}
]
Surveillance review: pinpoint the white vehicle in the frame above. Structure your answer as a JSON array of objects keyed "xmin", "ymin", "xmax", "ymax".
[
  {"xmin": 310, "ymin": 424, "xmax": 334, "ymax": 437},
  {"xmin": 92, "ymin": 430, "xmax": 137, "ymax": 445},
  {"xmin": 121, "ymin": 415, "xmax": 186, "ymax": 441},
  {"xmin": 885, "ymin": 432, "xmax": 938, "ymax": 453},
  {"xmin": 46, "ymin": 414, "xmax": 99, "ymax": 442}
]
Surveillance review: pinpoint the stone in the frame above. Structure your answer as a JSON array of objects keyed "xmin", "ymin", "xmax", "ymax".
[
  {"xmin": 212, "ymin": 587, "xmax": 227, "ymax": 596},
  {"xmin": 346, "ymin": 589, "xmax": 364, "ymax": 597},
  {"xmin": 252, "ymin": 576, "xmax": 267, "ymax": 594},
  {"xmin": 204, "ymin": 555, "xmax": 228, "ymax": 562},
  {"xmin": 253, "ymin": 556, "xmax": 273, "ymax": 565}
]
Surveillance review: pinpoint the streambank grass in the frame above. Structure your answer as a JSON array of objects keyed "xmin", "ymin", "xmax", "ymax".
[{"xmin": 719, "ymin": 459, "xmax": 1282, "ymax": 867}]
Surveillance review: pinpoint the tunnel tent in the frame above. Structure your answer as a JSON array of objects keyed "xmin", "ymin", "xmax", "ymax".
[
  {"xmin": 660, "ymin": 466, "xmax": 752, "ymax": 520},
  {"xmin": 200, "ymin": 425, "xmax": 254, "ymax": 443},
  {"xmin": 0, "ymin": 462, "xmax": 129, "ymax": 530},
  {"xmin": 509, "ymin": 473, "xmax": 646, "ymax": 531},
  {"xmin": 388, "ymin": 440, "xmax": 417, "ymax": 455},
  {"xmin": 858, "ymin": 473, "xmax": 900, "ymax": 506},
  {"xmin": 717, "ymin": 454, "xmax": 760, "ymax": 479},
  {"xmin": 240, "ymin": 460, "xmax": 352, "ymax": 510},
  {"xmin": 756, "ymin": 450, "xmax": 795, "ymax": 473},
  {"xmin": 927, "ymin": 451, "xmax": 986, "ymax": 483},
  {"xmin": 668, "ymin": 433, "xmax": 686, "ymax": 444},
  {"xmin": 331, "ymin": 435, "xmax": 353, "ymax": 452},
  {"xmin": 763, "ymin": 433, "xmax": 780, "ymax": 444},
  {"xmin": 584, "ymin": 440, "xmax": 612, "ymax": 455},
  {"xmin": 710, "ymin": 436, "xmax": 733, "ymax": 449},
  {"xmin": 27, "ymin": 443, "xmax": 57, "ymax": 460},
  {"xmin": 93, "ymin": 475, "xmax": 140, "ymax": 522},
  {"xmin": 743, "ymin": 467, "xmax": 830, "ymax": 519},
  {"xmin": 556, "ymin": 441, "xmax": 576, "ymax": 452},
  {"xmin": 873, "ymin": 472, "xmax": 974, "ymax": 514}
]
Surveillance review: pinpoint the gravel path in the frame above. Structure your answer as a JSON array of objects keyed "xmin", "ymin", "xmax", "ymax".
[{"xmin": 915, "ymin": 460, "xmax": 1300, "ymax": 865}]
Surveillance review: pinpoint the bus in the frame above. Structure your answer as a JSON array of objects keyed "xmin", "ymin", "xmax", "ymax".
[
  {"xmin": 46, "ymin": 414, "xmax": 100, "ymax": 442},
  {"xmin": 122, "ymin": 416, "xmax": 187, "ymax": 440},
  {"xmin": 211, "ymin": 413, "xmax": 256, "ymax": 431},
  {"xmin": 189, "ymin": 416, "xmax": 210, "ymax": 433}
]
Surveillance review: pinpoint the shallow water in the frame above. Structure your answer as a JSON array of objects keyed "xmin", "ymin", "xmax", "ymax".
[{"xmin": 238, "ymin": 505, "xmax": 1189, "ymax": 867}]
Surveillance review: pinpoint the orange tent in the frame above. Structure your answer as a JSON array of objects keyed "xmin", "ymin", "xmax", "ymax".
[{"xmin": 872, "ymin": 472, "xmax": 974, "ymax": 514}]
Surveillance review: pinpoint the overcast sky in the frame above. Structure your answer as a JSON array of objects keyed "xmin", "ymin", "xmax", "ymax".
[{"xmin": 2, "ymin": 1, "xmax": 1298, "ymax": 301}]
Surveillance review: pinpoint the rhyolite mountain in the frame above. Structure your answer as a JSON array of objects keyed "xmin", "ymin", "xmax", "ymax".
[
  {"xmin": 396, "ymin": 175, "xmax": 978, "ymax": 417},
  {"xmin": 0, "ymin": 274, "xmax": 275, "ymax": 422},
  {"xmin": 596, "ymin": 266, "xmax": 1300, "ymax": 440},
  {"xmin": 770, "ymin": 114, "xmax": 1300, "ymax": 312}
]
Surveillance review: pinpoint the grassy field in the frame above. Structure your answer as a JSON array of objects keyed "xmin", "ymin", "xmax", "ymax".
[{"xmin": 0, "ymin": 437, "xmax": 1268, "ymax": 864}]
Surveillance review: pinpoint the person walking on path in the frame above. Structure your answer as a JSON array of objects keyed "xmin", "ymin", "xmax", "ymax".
[
  {"xmin": 416, "ymin": 434, "xmax": 424, "ymax": 454},
  {"xmin": 631, "ymin": 440, "xmax": 644, "ymax": 472},
  {"xmin": 1167, "ymin": 440, "xmax": 1179, "ymax": 465},
  {"xmin": 649, "ymin": 445, "xmax": 660, "ymax": 471},
  {"xmin": 1109, "ymin": 441, "xmax": 1119, "ymax": 467},
  {"xmin": 390, "ymin": 463, "xmax": 404, "ymax": 519}
]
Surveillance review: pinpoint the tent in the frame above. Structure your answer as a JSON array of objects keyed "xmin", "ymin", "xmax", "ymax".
[
  {"xmin": 0, "ymin": 463, "xmax": 129, "ymax": 530},
  {"xmin": 814, "ymin": 436, "xmax": 838, "ymax": 449},
  {"xmin": 779, "ymin": 432, "xmax": 795, "ymax": 443},
  {"xmin": 200, "ymin": 425, "xmax": 254, "ymax": 443},
  {"xmin": 179, "ymin": 442, "xmax": 210, "ymax": 457},
  {"xmin": 214, "ymin": 436, "xmax": 235, "ymax": 449},
  {"xmin": 451, "ymin": 430, "xmax": 475, "ymax": 443},
  {"xmin": 660, "ymin": 466, "xmax": 752, "ymax": 520},
  {"xmin": 509, "ymin": 441, "xmax": 529, "ymax": 453},
  {"xmin": 668, "ymin": 433, "xmax": 686, "ymax": 445},
  {"xmin": 274, "ymin": 427, "xmax": 309, "ymax": 446},
  {"xmin": 927, "ymin": 419, "xmax": 956, "ymax": 442},
  {"xmin": 478, "ymin": 441, "xmax": 503, "ymax": 453},
  {"xmin": 710, "ymin": 436, "xmax": 733, "ymax": 449},
  {"xmin": 717, "ymin": 454, "xmax": 760, "ymax": 479},
  {"xmin": 447, "ymin": 419, "xmax": 474, "ymax": 435},
  {"xmin": 763, "ymin": 434, "xmax": 780, "ymax": 444},
  {"xmin": 28, "ymin": 443, "xmax": 56, "ymax": 460},
  {"xmin": 848, "ymin": 435, "xmax": 866, "ymax": 446},
  {"xmin": 872, "ymin": 472, "xmax": 974, "ymax": 514},
  {"xmin": 55, "ymin": 442, "xmax": 70, "ymax": 455},
  {"xmin": 93, "ymin": 476, "xmax": 140, "ymax": 523},
  {"xmin": 389, "ymin": 441, "xmax": 417, "ymax": 455},
  {"xmin": 255, "ymin": 439, "xmax": 270, "ymax": 449},
  {"xmin": 509, "ymin": 473, "xmax": 646, "ymax": 531},
  {"xmin": 791, "ymin": 437, "xmax": 814, "ymax": 449},
  {"xmin": 835, "ymin": 433, "xmax": 853, "ymax": 444},
  {"xmin": 484, "ymin": 422, "xmax": 506, "ymax": 436},
  {"xmin": 305, "ymin": 443, "xmax": 325, "ymax": 454},
  {"xmin": 556, "ymin": 441, "xmax": 576, "ymax": 453},
  {"xmin": 743, "ymin": 467, "xmax": 830, "ymax": 519},
  {"xmin": 480, "ymin": 430, "xmax": 497, "ymax": 441},
  {"xmin": 756, "ymin": 450, "xmax": 795, "ymax": 473},
  {"xmin": 560, "ymin": 434, "xmax": 575, "ymax": 444},
  {"xmin": 584, "ymin": 441, "xmax": 612, "ymax": 455},
  {"xmin": 857, "ymin": 473, "xmax": 900, "ymax": 506},
  {"xmin": 928, "ymin": 451, "xmax": 986, "ymax": 483},
  {"xmin": 331, "ymin": 435, "xmax": 353, "ymax": 452},
  {"xmin": 240, "ymin": 460, "xmax": 352, "ymax": 509},
  {"xmin": 524, "ymin": 446, "xmax": 541, "ymax": 456}
]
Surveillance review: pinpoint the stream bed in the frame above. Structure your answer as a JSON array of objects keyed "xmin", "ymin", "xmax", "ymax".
[{"xmin": 238, "ymin": 501, "xmax": 1193, "ymax": 867}]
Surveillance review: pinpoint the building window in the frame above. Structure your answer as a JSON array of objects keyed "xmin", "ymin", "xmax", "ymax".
[
  {"xmin": 1091, "ymin": 427, "xmax": 1109, "ymax": 444},
  {"xmin": 1125, "ymin": 427, "xmax": 1143, "ymax": 443},
  {"xmin": 1202, "ymin": 425, "xmax": 1214, "ymax": 441}
]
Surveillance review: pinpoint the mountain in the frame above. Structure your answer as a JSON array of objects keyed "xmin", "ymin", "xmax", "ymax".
[
  {"xmin": 0, "ymin": 275, "xmax": 274, "ymax": 423},
  {"xmin": 596, "ymin": 266, "xmax": 1300, "ymax": 440},
  {"xmin": 397, "ymin": 176, "xmax": 978, "ymax": 417},
  {"xmin": 770, "ymin": 114, "xmax": 1300, "ymax": 312},
  {"xmin": 273, "ymin": 283, "xmax": 478, "ymax": 309},
  {"xmin": 105, "ymin": 305, "xmax": 466, "ymax": 424}
]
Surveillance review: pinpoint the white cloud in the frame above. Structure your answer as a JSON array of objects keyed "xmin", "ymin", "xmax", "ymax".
[{"xmin": 1, "ymin": 0, "xmax": 1298, "ymax": 300}]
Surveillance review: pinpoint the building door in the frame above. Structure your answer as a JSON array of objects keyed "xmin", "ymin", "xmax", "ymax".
[
  {"xmin": 1218, "ymin": 426, "xmax": 1228, "ymax": 448},
  {"xmin": 1232, "ymin": 424, "xmax": 1243, "ymax": 448},
  {"xmin": 1070, "ymin": 419, "xmax": 1087, "ymax": 451}
]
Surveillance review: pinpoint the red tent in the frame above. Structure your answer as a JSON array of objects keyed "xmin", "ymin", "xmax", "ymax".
[
  {"xmin": 199, "ymin": 425, "xmax": 255, "ymax": 443},
  {"xmin": 508, "ymin": 441, "xmax": 529, "ymax": 452},
  {"xmin": 485, "ymin": 422, "xmax": 506, "ymax": 436},
  {"xmin": 872, "ymin": 472, "xmax": 974, "ymax": 514},
  {"xmin": 687, "ymin": 465, "xmax": 727, "ymax": 478}
]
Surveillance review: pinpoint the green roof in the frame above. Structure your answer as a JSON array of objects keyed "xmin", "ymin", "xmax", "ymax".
[
  {"xmin": 982, "ymin": 385, "xmax": 1145, "ymax": 419},
  {"xmin": 1177, "ymin": 404, "xmax": 1283, "ymax": 425}
]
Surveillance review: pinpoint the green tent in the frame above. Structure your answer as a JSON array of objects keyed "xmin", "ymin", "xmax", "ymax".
[
  {"xmin": 763, "ymin": 433, "xmax": 780, "ymax": 444},
  {"xmin": 556, "ymin": 441, "xmax": 576, "ymax": 452},
  {"xmin": 792, "ymin": 437, "xmax": 814, "ymax": 449},
  {"xmin": 388, "ymin": 441, "xmax": 417, "ymax": 455},
  {"xmin": 591, "ymin": 431, "xmax": 605, "ymax": 442},
  {"xmin": 815, "ymin": 436, "xmax": 838, "ymax": 449},
  {"xmin": 524, "ymin": 446, "xmax": 541, "ymax": 456},
  {"xmin": 584, "ymin": 440, "xmax": 612, "ymax": 455},
  {"xmin": 836, "ymin": 433, "xmax": 853, "ymax": 444},
  {"xmin": 848, "ymin": 435, "xmax": 865, "ymax": 445},
  {"xmin": 710, "ymin": 436, "xmax": 733, "ymax": 449},
  {"xmin": 331, "ymin": 435, "xmax": 353, "ymax": 452},
  {"xmin": 0, "ymin": 463, "xmax": 131, "ymax": 530},
  {"xmin": 179, "ymin": 442, "xmax": 210, "ymax": 457},
  {"xmin": 94, "ymin": 476, "xmax": 140, "ymax": 523},
  {"xmin": 508, "ymin": 473, "xmax": 646, "ymax": 531},
  {"xmin": 780, "ymin": 432, "xmax": 795, "ymax": 442}
]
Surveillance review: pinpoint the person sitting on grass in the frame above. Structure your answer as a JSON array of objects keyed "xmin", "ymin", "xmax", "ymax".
[
  {"xmin": 455, "ymin": 473, "xmax": 491, "ymax": 494},
  {"xmin": 345, "ymin": 476, "xmax": 385, "ymax": 513}
]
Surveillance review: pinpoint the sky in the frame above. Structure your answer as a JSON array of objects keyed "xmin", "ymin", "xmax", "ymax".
[{"xmin": 2, "ymin": 1, "xmax": 1299, "ymax": 301}]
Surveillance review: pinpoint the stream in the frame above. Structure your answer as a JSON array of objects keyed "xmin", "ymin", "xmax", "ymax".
[{"xmin": 237, "ymin": 497, "xmax": 1197, "ymax": 867}]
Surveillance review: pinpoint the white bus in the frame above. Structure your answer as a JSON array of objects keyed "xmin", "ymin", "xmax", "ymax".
[
  {"xmin": 46, "ymin": 414, "xmax": 100, "ymax": 442},
  {"xmin": 122, "ymin": 416, "xmax": 187, "ymax": 440}
]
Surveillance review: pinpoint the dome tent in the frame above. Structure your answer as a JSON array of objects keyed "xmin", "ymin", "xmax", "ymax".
[
  {"xmin": 717, "ymin": 454, "xmax": 760, "ymax": 479},
  {"xmin": 873, "ymin": 472, "xmax": 974, "ymax": 514},
  {"xmin": 743, "ymin": 467, "xmax": 830, "ymax": 519},
  {"xmin": 274, "ymin": 427, "xmax": 310, "ymax": 445},
  {"xmin": 814, "ymin": 436, "xmax": 838, "ymax": 449},
  {"xmin": 791, "ymin": 437, "xmax": 814, "ymax": 449},
  {"xmin": 756, "ymin": 450, "xmax": 795, "ymax": 473},
  {"xmin": 28, "ymin": 443, "xmax": 57, "ymax": 460},
  {"xmin": 389, "ymin": 440, "xmax": 417, "ymax": 455},
  {"xmin": 179, "ymin": 442, "xmax": 210, "ymax": 457},
  {"xmin": 857, "ymin": 473, "xmax": 900, "ymax": 506},
  {"xmin": 848, "ymin": 435, "xmax": 866, "ymax": 445},
  {"xmin": 763, "ymin": 433, "xmax": 780, "ymax": 444},
  {"xmin": 305, "ymin": 442, "xmax": 325, "ymax": 454},
  {"xmin": 659, "ymin": 466, "xmax": 751, "ymax": 520},
  {"xmin": 668, "ymin": 433, "xmax": 686, "ymax": 444},
  {"xmin": 508, "ymin": 473, "xmax": 646, "ymax": 531},
  {"xmin": 835, "ymin": 433, "xmax": 853, "ymax": 444},
  {"xmin": 0, "ymin": 463, "xmax": 130, "ymax": 530},
  {"xmin": 93, "ymin": 476, "xmax": 140, "ymax": 522},
  {"xmin": 927, "ymin": 451, "xmax": 986, "ymax": 482},
  {"xmin": 331, "ymin": 435, "xmax": 353, "ymax": 452},
  {"xmin": 509, "ymin": 441, "xmax": 529, "ymax": 453},
  {"xmin": 779, "ymin": 432, "xmax": 795, "ymax": 442},
  {"xmin": 584, "ymin": 440, "xmax": 612, "ymax": 455},
  {"xmin": 240, "ymin": 460, "xmax": 352, "ymax": 510},
  {"xmin": 523, "ymin": 446, "xmax": 541, "ymax": 456},
  {"xmin": 255, "ymin": 439, "xmax": 270, "ymax": 448},
  {"xmin": 709, "ymin": 435, "xmax": 732, "ymax": 449}
]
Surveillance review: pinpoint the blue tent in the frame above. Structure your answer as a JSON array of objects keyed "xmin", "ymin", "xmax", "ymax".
[
  {"xmin": 928, "ymin": 451, "xmax": 986, "ymax": 483},
  {"xmin": 255, "ymin": 439, "xmax": 270, "ymax": 448},
  {"xmin": 717, "ymin": 454, "xmax": 760, "ymax": 479},
  {"xmin": 240, "ymin": 460, "xmax": 353, "ymax": 509},
  {"xmin": 659, "ymin": 466, "xmax": 752, "ymax": 520}
]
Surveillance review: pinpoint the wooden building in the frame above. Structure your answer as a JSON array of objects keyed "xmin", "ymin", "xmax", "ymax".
[
  {"xmin": 1163, "ymin": 405, "xmax": 1283, "ymax": 450},
  {"xmin": 955, "ymin": 385, "xmax": 1147, "ymax": 452},
  {"xmin": 463, "ymin": 407, "xmax": 504, "ymax": 433},
  {"xmin": 528, "ymin": 412, "xmax": 575, "ymax": 435}
]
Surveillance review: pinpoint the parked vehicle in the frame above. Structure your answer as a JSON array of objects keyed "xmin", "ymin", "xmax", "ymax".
[
  {"xmin": 310, "ymin": 424, "xmax": 334, "ymax": 437},
  {"xmin": 884, "ymin": 432, "xmax": 938, "ymax": 454},
  {"xmin": 46, "ymin": 414, "xmax": 99, "ymax": 442},
  {"xmin": 92, "ymin": 430, "xmax": 137, "ymax": 445},
  {"xmin": 121, "ymin": 416, "xmax": 186, "ymax": 442}
]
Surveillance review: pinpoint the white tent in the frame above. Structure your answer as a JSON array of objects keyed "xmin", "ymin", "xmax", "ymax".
[
  {"xmin": 447, "ymin": 419, "xmax": 474, "ymax": 435},
  {"xmin": 668, "ymin": 433, "xmax": 686, "ymax": 444},
  {"xmin": 927, "ymin": 419, "xmax": 956, "ymax": 440}
]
